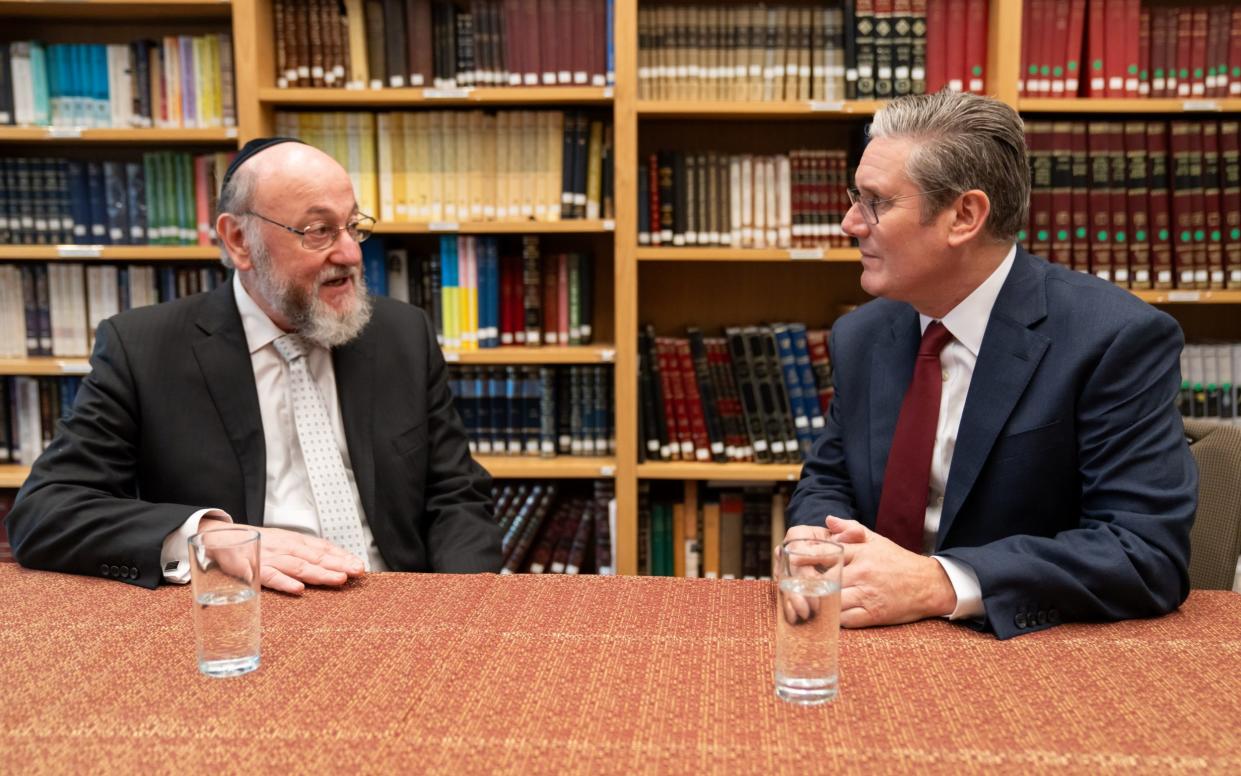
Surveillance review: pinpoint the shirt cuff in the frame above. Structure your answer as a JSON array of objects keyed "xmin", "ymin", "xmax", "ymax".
[
  {"xmin": 160, "ymin": 509, "xmax": 233, "ymax": 584},
  {"xmin": 932, "ymin": 555, "xmax": 985, "ymax": 621}
]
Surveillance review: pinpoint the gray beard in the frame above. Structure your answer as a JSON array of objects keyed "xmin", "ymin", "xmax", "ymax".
[{"xmin": 248, "ymin": 238, "xmax": 373, "ymax": 349}]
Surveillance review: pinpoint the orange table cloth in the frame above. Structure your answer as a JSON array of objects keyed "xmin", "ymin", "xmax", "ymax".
[{"xmin": 1, "ymin": 564, "xmax": 1239, "ymax": 773}]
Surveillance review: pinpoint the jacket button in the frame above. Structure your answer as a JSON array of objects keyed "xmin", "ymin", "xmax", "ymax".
[
  {"xmin": 1015, "ymin": 613, "xmax": 1028, "ymax": 629},
  {"xmin": 120, "ymin": 565, "xmax": 129, "ymax": 577},
  {"xmin": 100, "ymin": 563, "xmax": 110, "ymax": 576},
  {"xmin": 1048, "ymin": 609, "xmax": 1061, "ymax": 624},
  {"xmin": 129, "ymin": 567, "xmax": 139, "ymax": 579},
  {"xmin": 109, "ymin": 565, "xmax": 119, "ymax": 577},
  {"xmin": 1037, "ymin": 610, "xmax": 1048, "ymax": 625}
]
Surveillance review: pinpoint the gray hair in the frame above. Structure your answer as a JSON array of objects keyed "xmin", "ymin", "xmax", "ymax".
[
  {"xmin": 215, "ymin": 165, "xmax": 260, "ymax": 268},
  {"xmin": 868, "ymin": 91, "xmax": 1029, "ymax": 243}
]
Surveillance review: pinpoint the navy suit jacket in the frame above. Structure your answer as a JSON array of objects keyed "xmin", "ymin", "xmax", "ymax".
[
  {"xmin": 786, "ymin": 248, "xmax": 1196, "ymax": 638},
  {"xmin": 7, "ymin": 281, "xmax": 502, "ymax": 586}
]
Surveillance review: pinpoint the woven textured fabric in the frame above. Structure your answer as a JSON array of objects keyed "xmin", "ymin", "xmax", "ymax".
[
  {"xmin": 1184, "ymin": 419, "xmax": 1241, "ymax": 590},
  {"xmin": 1, "ymin": 564, "xmax": 1239, "ymax": 774}
]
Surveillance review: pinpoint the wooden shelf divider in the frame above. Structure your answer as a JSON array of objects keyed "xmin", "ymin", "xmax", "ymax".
[
  {"xmin": 478, "ymin": 456, "xmax": 617, "ymax": 479},
  {"xmin": 0, "ymin": 246, "xmax": 222, "ymax": 261},
  {"xmin": 260, "ymin": 86, "xmax": 613, "ymax": 107},
  {"xmin": 0, "ymin": 127, "xmax": 239, "ymax": 144},
  {"xmin": 636, "ymin": 462, "xmax": 803, "ymax": 482},
  {"xmin": 373, "ymin": 220, "xmax": 615, "ymax": 235},
  {"xmin": 637, "ymin": 247, "xmax": 860, "ymax": 262}
]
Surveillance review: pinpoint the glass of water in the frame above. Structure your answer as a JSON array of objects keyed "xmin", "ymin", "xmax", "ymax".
[
  {"xmin": 189, "ymin": 527, "xmax": 261, "ymax": 678},
  {"xmin": 774, "ymin": 537, "xmax": 843, "ymax": 705}
]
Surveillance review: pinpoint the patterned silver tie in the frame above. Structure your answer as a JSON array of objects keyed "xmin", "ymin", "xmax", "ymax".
[{"xmin": 272, "ymin": 333, "xmax": 369, "ymax": 568}]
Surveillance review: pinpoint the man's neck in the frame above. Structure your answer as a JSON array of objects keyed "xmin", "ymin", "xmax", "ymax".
[{"xmin": 915, "ymin": 242, "xmax": 1013, "ymax": 320}]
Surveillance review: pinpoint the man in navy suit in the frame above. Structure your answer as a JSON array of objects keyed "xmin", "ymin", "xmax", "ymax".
[
  {"xmin": 8, "ymin": 138, "xmax": 501, "ymax": 590},
  {"xmin": 785, "ymin": 92, "xmax": 1196, "ymax": 639}
]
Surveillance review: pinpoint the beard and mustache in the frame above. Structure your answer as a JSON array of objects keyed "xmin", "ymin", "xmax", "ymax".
[{"xmin": 245, "ymin": 224, "xmax": 374, "ymax": 349}]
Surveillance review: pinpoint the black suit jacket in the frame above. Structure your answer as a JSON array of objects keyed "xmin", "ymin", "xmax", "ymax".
[
  {"xmin": 7, "ymin": 281, "xmax": 502, "ymax": 585},
  {"xmin": 787, "ymin": 249, "xmax": 1197, "ymax": 638}
]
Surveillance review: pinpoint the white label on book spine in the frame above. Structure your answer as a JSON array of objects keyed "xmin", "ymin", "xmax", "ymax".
[
  {"xmin": 428, "ymin": 222, "xmax": 460, "ymax": 232},
  {"xmin": 57, "ymin": 245, "xmax": 102, "ymax": 258},
  {"xmin": 602, "ymin": 219, "xmax": 615, "ymax": 231},
  {"xmin": 788, "ymin": 249, "xmax": 825, "ymax": 260},
  {"xmin": 710, "ymin": 442, "xmax": 724, "ymax": 455},
  {"xmin": 47, "ymin": 127, "xmax": 83, "ymax": 138},
  {"xmin": 1182, "ymin": 100, "xmax": 1221, "ymax": 112},
  {"xmin": 425, "ymin": 88, "xmax": 472, "ymax": 99},
  {"xmin": 1168, "ymin": 291, "xmax": 1200, "ymax": 302},
  {"xmin": 600, "ymin": 348, "xmax": 615, "ymax": 362},
  {"xmin": 808, "ymin": 101, "xmax": 845, "ymax": 112},
  {"xmin": 225, "ymin": 127, "xmax": 238, "ymax": 138}
]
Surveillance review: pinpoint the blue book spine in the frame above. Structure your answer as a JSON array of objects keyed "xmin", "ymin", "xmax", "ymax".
[
  {"xmin": 124, "ymin": 162, "xmax": 146, "ymax": 244},
  {"xmin": 788, "ymin": 324, "xmax": 826, "ymax": 436},
  {"xmin": 102, "ymin": 161, "xmax": 129, "ymax": 245},
  {"xmin": 361, "ymin": 236, "xmax": 387, "ymax": 296},
  {"xmin": 484, "ymin": 237, "xmax": 499, "ymax": 348},
  {"xmin": 474, "ymin": 368, "xmax": 491, "ymax": 455},
  {"xmin": 504, "ymin": 365, "xmax": 520, "ymax": 455},
  {"xmin": 772, "ymin": 325, "xmax": 813, "ymax": 456},
  {"xmin": 117, "ymin": 266, "xmax": 131, "ymax": 311},
  {"xmin": 29, "ymin": 42, "xmax": 49, "ymax": 125},
  {"xmin": 489, "ymin": 368, "xmax": 505, "ymax": 454},
  {"xmin": 157, "ymin": 266, "xmax": 176, "ymax": 302},
  {"xmin": 85, "ymin": 161, "xmax": 109, "ymax": 245},
  {"xmin": 46, "ymin": 45, "xmax": 63, "ymax": 125},
  {"xmin": 522, "ymin": 365, "xmax": 540, "ymax": 456},
  {"xmin": 92, "ymin": 44, "xmax": 109, "ymax": 127},
  {"xmin": 606, "ymin": 0, "xmax": 615, "ymax": 86}
]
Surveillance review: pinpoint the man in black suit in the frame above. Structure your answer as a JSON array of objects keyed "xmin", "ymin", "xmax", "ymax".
[
  {"xmin": 785, "ymin": 92, "xmax": 1196, "ymax": 638},
  {"xmin": 7, "ymin": 138, "xmax": 501, "ymax": 591}
]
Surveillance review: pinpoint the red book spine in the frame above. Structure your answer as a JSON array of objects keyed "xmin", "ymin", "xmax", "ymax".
[
  {"xmin": 805, "ymin": 329, "xmax": 834, "ymax": 415},
  {"xmin": 1147, "ymin": 121, "xmax": 1174, "ymax": 289},
  {"xmin": 1122, "ymin": 0, "xmax": 1139, "ymax": 97},
  {"xmin": 1205, "ymin": 5, "xmax": 1227, "ymax": 98},
  {"xmin": 557, "ymin": 253, "xmax": 569, "ymax": 345},
  {"xmin": 1124, "ymin": 122, "xmax": 1152, "ymax": 290},
  {"xmin": 654, "ymin": 337, "xmax": 686, "ymax": 461},
  {"xmin": 1230, "ymin": 9, "xmax": 1241, "ymax": 98},
  {"xmin": 523, "ymin": 0, "xmax": 541, "ymax": 85},
  {"xmin": 1087, "ymin": 122, "xmax": 1112, "ymax": 281},
  {"xmin": 1071, "ymin": 123, "xmax": 1092, "ymax": 274},
  {"xmin": 1174, "ymin": 8, "xmax": 1192, "ymax": 98},
  {"xmin": 1086, "ymin": 0, "xmax": 1105, "ymax": 96},
  {"xmin": 1030, "ymin": 0, "xmax": 1049, "ymax": 96},
  {"xmin": 1170, "ymin": 121, "xmax": 1195, "ymax": 288},
  {"xmin": 1189, "ymin": 123, "xmax": 1207, "ymax": 289},
  {"xmin": 647, "ymin": 154, "xmax": 662, "ymax": 245},
  {"xmin": 539, "ymin": 0, "xmax": 558, "ymax": 84},
  {"xmin": 1102, "ymin": 0, "xmax": 1124, "ymax": 97},
  {"xmin": 1108, "ymin": 122, "xmax": 1129, "ymax": 286},
  {"xmin": 963, "ymin": 0, "xmax": 987, "ymax": 93},
  {"xmin": 1051, "ymin": 122, "xmax": 1073, "ymax": 265},
  {"xmin": 1049, "ymin": 0, "xmax": 1071, "ymax": 96},
  {"xmin": 1017, "ymin": 0, "xmax": 1031, "ymax": 95},
  {"xmin": 503, "ymin": 0, "xmax": 523, "ymax": 85},
  {"xmin": 1220, "ymin": 121, "xmax": 1240, "ymax": 288},
  {"xmin": 944, "ymin": 0, "xmax": 966, "ymax": 92},
  {"xmin": 500, "ymin": 254, "xmax": 516, "ymax": 344},
  {"xmin": 1136, "ymin": 5, "xmax": 1149, "ymax": 98},
  {"xmin": 1028, "ymin": 122, "xmax": 1053, "ymax": 259},
  {"xmin": 1065, "ymin": 0, "xmax": 1086, "ymax": 95},
  {"xmin": 1149, "ymin": 6, "xmax": 1168, "ymax": 98},
  {"xmin": 925, "ymin": 0, "xmax": 947, "ymax": 93},
  {"xmin": 675, "ymin": 338, "xmax": 713, "ymax": 462},
  {"xmin": 1189, "ymin": 7, "xmax": 1208, "ymax": 98},
  {"xmin": 1203, "ymin": 122, "xmax": 1224, "ymax": 289}
]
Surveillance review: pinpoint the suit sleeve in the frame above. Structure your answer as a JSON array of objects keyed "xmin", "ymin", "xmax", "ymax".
[
  {"xmin": 938, "ymin": 311, "xmax": 1196, "ymax": 639},
  {"xmin": 786, "ymin": 327, "xmax": 859, "ymax": 529},
  {"xmin": 416, "ymin": 309, "xmax": 503, "ymax": 573},
  {"xmin": 6, "ymin": 320, "xmax": 204, "ymax": 588}
]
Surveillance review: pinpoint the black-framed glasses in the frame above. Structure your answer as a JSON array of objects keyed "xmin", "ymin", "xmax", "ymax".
[
  {"xmin": 845, "ymin": 187, "xmax": 955, "ymax": 225},
  {"xmin": 244, "ymin": 211, "xmax": 376, "ymax": 250}
]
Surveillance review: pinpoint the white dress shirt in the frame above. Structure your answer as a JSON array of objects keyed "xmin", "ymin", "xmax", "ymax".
[
  {"xmin": 925, "ymin": 244, "xmax": 1017, "ymax": 621},
  {"xmin": 160, "ymin": 272, "xmax": 388, "ymax": 581}
]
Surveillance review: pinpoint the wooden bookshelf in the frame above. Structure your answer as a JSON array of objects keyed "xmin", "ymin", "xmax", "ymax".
[
  {"xmin": 0, "ymin": 465, "xmax": 29, "ymax": 489},
  {"xmin": 0, "ymin": 0, "xmax": 232, "ymax": 21},
  {"xmin": 1019, "ymin": 98, "xmax": 1241, "ymax": 114},
  {"xmin": 636, "ymin": 462, "xmax": 803, "ymax": 482},
  {"xmin": 0, "ymin": 246, "xmax": 221, "ymax": 261},
  {"xmin": 1134, "ymin": 290, "xmax": 1241, "ymax": 305},
  {"xmin": 637, "ymin": 247, "xmax": 860, "ymax": 263},
  {"xmin": 373, "ymin": 220, "xmax": 615, "ymax": 235},
  {"xmin": 0, "ymin": 358, "xmax": 91, "ymax": 376},
  {"xmin": 0, "ymin": 127, "xmax": 239, "ymax": 144},
  {"xmin": 478, "ymin": 456, "xmax": 617, "ymax": 479},
  {"xmin": 443, "ymin": 346, "xmax": 615, "ymax": 364},
  {"xmin": 636, "ymin": 100, "xmax": 886, "ymax": 118},
  {"xmin": 259, "ymin": 86, "xmax": 613, "ymax": 107}
]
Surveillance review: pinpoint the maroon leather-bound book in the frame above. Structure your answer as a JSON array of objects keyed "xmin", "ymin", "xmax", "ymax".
[
  {"xmin": 1085, "ymin": 0, "xmax": 1105, "ymax": 96},
  {"xmin": 1064, "ymin": 0, "xmax": 1086, "ymax": 95},
  {"xmin": 925, "ymin": 0, "xmax": 947, "ymax": 93},
  {"xmin": 1122, "ymin": 0, "xmax": 1138, "ymax": 97},
  {"xmin": 943, "ymin": 0, "xmax": 965, "ymax": 92},
  {"xmin": 963, "ymin": 0, "xmax": 987, "ymax": 93},
  {"xmin": 407, "ymin": 0, "xmax": 434, "ymax": 87},
  {"xmin": 1174, "ymin": 7, "xmax": 1192, "ymax": 98},
  {"xmin": 1189, "ymin": 7, "xmax": 1207, "ymax": 99},
  {"xmin": 1124, "ymin": 121, "xmax": 1152, "ymax": 290},
  {"xmin": 1202, "ymin": 121, "xmax": 1224, "ymax": 289},
  {"xmin": 1070, "ymin": 123, "xmax": 1092, "ymax": 275},
  {"xmin": 1147, "ymin": 122, "xmax": 1174, "ymax": 290},
  {"xmin": 1219, "ymin": 121, "xmax": 1240, "ymax": 288},
  {"xmin": 675, "ymin": 337, "xmax": 713, "ymax": 462},
  {"xmin": 1107, "ymin": 122, "xmax": 1129, "ymax": 286},
  {"xmin": 1169, "ymin": 121, "xmax": 1195, "ymax": 288},
  {"xmin": 1050, "ymin": 122, "xmax": 1073, "ymax": 266},
  {"xmin": 1027, "ymin": 121, "xmax": 1054, "ymax": 260},
  {"xmin": 1087, "ymin": 122, "xmax": 1113, "ymax": 282}
]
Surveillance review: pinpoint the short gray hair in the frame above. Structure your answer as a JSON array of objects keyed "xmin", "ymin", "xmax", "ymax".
[
  {"xmin": 868, "ymin": 91, "xmax": 1029, "ymax": 243},
  {"xmin": 215, "ymin": 165, "xmax": 259, "ymax": 268}
]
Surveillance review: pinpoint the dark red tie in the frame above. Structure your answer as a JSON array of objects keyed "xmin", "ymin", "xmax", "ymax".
[{"xmin": 875, "ymin": 321, "xmax": 954, "ymax": 553}]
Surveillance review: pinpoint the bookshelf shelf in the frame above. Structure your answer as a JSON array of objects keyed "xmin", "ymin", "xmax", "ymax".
[
  {"xmin": 636, "ymin": 100, "xmax": 886, "ymax": 119},
  {"xmin": 259, "ymin": 86, "xmax": 614, "ymax": 107},
  {"xmin": 478, "ymin": 456, "xmax": 617, "ymax": 478},
  {"xmin": 0, "ymin": 358, "xmax": 91, "ymax": 376},
  {"xmin": 373, "ymin": 220, "xmax": 615, "ymax": 235},
  {"xmin": 637, "ymin": 462, "xmax": 803, "ymax": 482},
  {"xmin": 0, "ymin": 0, "xmax": 232, "ymax": 21},
  {"xmin": 0, "ymin": 246, "xmax": 221, "ymax": 261},
  {"xmin": 1018, "ymin": 98, "xmax": 1241, "ymax": 114},
  {"xmin": 444, "ymin": 346, "xmax": 615, "ymax": 364},
  {"xmin": 0, "ymin": 127, "xmax": 239, "ymax": 144},
  {"xmin": 1134, "ymin": 290, "xmax": 1241, "ymax": 305},
  {"xmin": 0, "ymin": 465, "xmax": 29, "ymax": 489},
  {"xmin": 636, "ymin": 247, "xmax": 860, "ymax": 262}
]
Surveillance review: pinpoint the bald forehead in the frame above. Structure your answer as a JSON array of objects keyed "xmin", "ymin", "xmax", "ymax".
[{"xmin": 244, "ymin": 143, "xmax": 358, "ymax": 219}]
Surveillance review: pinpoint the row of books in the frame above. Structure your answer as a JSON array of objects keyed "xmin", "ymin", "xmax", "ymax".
[
  {"xmin": 0, "ymin": 36, "xmax": 236, "ymax": 129},
  {"xmin": 450, "ymin": 365, "xmax": 614, "ymax": 457},
  {"xmin": 1180, "ymin": 342, "xmax": 1241, "ymax": 424},
  {"xmin": 1019, "ymin": 1, "xmax": 1241, "ymax": 99},
  {"xmin": 0, "ymin": 153, "xmax": 235, "ymax": 247},
  {"xmin": 275, "ymin": 110, "xmax": 615, "ymax": 225},
  {"xmin": 639, "ymin": 149, "xmax": 851, "ymax": 249},
  {"xmin": 639, "ymin": 482, "xmax": 791, "ymax": 579},
  {"xmin": 274, "ymin": 0, "xmax": 614, "ymax": 90},
  {"xmin": 497, "ymin": 481, "xmax": 615, "ymax": 575},
  {"xmin": 639, "ymin": 324, "xmax": 834, "ymax": 465},
  {"xmin": 0, "ymin": 263, "xmax": 227, "ymax": 358},
  {"xmin": 1025, "ymin": 120, "xmax": 1241, "ymax": 290},
  {"xmin": 1, "ymin": 376, "xmax": 82, "ymax": 466},
  {"xmin": 638, "ymin": 0, "xmax": 989, "ymax": 103},
  {"xmin": 365, "ymin": 236, "xmax": 596, "ymax": 350}
]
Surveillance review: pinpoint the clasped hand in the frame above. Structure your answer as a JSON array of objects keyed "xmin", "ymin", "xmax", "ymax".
[
  {"xmin": 199, "ymin": 518, "xmax": 365, "ymax": 594},
  {"xmin": 782, "ymin": 517, "xmax": 956, "ymax": 628}
]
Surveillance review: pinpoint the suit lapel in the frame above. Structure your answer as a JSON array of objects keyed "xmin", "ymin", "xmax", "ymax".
[
  {"xmin": 192, "ymin": 282, "xmax": 266, "ymax": 525},
  {"xmin": 333, "ymin": 326, "xmax": 377, "ymax": 525},
  {"xmin": 869, "ymin": 306, "xmax": 921, "ymax": 515},
  {"xmin": 938, "ymin": 250, "xmax": 1051, "ymax": 544}
]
